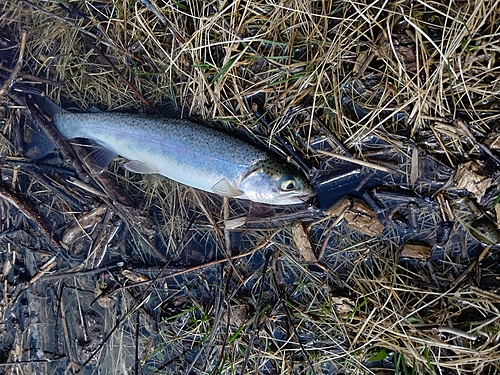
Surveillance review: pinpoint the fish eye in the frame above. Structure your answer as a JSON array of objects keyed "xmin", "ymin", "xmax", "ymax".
[{"xmin": 279, "ymin": 175, "xmax": 298, "ymax": 191}]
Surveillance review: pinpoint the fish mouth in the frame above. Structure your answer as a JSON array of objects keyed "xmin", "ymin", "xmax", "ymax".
[
  {"xmin": 296, "ymin": 191, "xmax": 316, "ymax": 204},
  {"xmin": 269, "ymin": 191, "xmax": 315, "ymax": 205}
]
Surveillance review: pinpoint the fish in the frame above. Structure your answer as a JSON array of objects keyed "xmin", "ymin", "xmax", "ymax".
[{"xmin": 26, "ymin": 96, "xmax": 314, "ymax": 205}]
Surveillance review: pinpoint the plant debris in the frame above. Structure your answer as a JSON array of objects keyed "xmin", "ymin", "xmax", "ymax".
[
  {"xmin": 454, "ymin": 161, "xmax": 493, "ymax": 201},
  {"xmin": 291, "ymin": 221, "xmax": 317, "ymax": 262},
  {"xmin": 401, "ymin": 242, "xmax": 433, "ymax": 260}
]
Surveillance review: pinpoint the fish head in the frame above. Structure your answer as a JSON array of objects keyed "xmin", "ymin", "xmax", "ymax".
[{"xmin": 238, "ymin": 159, "xmax": 314, "ymax": 205}]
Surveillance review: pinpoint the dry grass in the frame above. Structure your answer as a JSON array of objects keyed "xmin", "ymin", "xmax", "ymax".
[{"xmin": 0, "ymin": 0, "xmax": 500, "ymax": 374}]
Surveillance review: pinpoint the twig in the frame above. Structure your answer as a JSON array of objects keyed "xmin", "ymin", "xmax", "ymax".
[
  {"xmin": 0, "ymin": 184, "xmax": 60, "ymax": 248},
  {"xmin": 415, "ymin": 325, "xmax": 478, "ymax": 341},
  {"xmin": 0, "ymin": 65, "xmax": 63, "ymax": 87},
  {"xmin": 59, "ymin": 291, "xmax": 82, "ymax": 373},
  {"xmin": 316, "ymin": 149, "xmax": 402, "ymax": 174},
  {"xmin": 455, "ymin": 119, "xmax": 500, "ymax": 167},
  {"xmin": 134, "ymin": 311, "xmax": 140, "ymax": 375},
  {"xmin": 82, "ymin": 36, "xmax": 151, "ymax": 108},
  {"xmin": 40, "ymin": 264, "xmax": 121, "ymax": 281},
  {"xmin": 0, "ymin": 30, "xmax": 27, "ymax": 96},
  {"xmin": 0, "ymin": 358, "xmax": 66, "ymax": 367},
  {"xmin": 83, "ymin": 207, "xmax": 116, "ymax": 269}
]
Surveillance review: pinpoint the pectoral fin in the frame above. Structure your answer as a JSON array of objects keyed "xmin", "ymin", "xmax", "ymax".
[
  {"xmin": 212, "ymin": 179, "xmax": 243, "ymax": 197},
  {"xmin": 124, "ymin": 160, "xmax": 159, "ymax": 174}
]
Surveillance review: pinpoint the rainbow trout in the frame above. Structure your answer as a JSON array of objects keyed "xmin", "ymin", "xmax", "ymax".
[{"xmin": 27, "ymin": 96, "xmax": 313, "ymax": 205}]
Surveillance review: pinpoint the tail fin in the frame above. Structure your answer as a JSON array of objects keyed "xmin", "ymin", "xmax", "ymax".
[
  {"xmin": 30, "ymin": 94, "xmax": 65, "ymax": 118},
  {"xmin": 24, "ymin": 95, "xmax": 64, "ymax": 159}
]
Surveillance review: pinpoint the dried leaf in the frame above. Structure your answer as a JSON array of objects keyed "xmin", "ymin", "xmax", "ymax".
[
  {"xmin": 401, "ymin": 242, "xmax": 432, "ymax": 260},
  {"xmin": 454, "ymin": 161, "xmax": 492, "ymax": 200},
  {"xmin": 291, "ymin": 222, "xmax": 317, "ymax": 262},
  {"xmin": 344, "ymin": 199, "xmax": 384, "ymax": 237}
]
